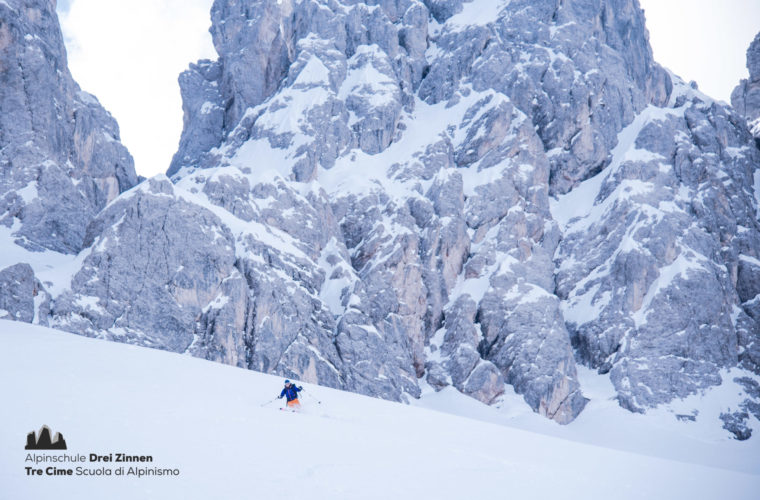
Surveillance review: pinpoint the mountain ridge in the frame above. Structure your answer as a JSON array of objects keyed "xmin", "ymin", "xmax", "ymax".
[{"xmin": 1, "ymin": 0, "xmax": 759, "ymax": 433}]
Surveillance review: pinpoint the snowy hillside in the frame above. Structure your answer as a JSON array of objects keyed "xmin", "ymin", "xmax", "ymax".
[{"xmin": 1, "ymin": 321, "xmax": 759, "ymax": 500}]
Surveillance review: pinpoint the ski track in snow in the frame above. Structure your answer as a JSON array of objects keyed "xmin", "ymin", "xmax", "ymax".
[{"xmin": 1, "ymin": 322, "xmax": 758, "ymax": 500}]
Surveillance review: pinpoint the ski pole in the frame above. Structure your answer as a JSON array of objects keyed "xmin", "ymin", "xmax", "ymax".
[
  {"xmin": 302, "ymin": 390, "xmax": 321, "ymax": 405},
  {"xmin": 260, "ymin": 397, "xmax": 278, "ymax": 407}
]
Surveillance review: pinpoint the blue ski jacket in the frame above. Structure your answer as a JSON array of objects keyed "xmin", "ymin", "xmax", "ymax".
[{"xmin": 280, "ymin": 385, "xmax": 302, "ymax": 402}]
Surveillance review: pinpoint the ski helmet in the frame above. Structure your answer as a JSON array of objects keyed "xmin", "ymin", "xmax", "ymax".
[{"xmin": 284, "ymin": 379, "xmax": 290, "ymax": 385}]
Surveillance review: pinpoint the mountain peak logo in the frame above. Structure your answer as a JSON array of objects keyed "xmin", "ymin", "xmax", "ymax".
[{"xmin": 25, "ymin": 426, "xmax": 67, "ymax": 450}]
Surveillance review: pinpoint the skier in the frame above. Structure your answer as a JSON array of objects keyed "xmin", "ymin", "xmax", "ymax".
[{"xmin": 278, "ymin": 380, "xmax": 303, "ymax": 410}]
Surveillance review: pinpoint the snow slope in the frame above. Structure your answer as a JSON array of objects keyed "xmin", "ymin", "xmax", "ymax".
[{"xmin": 1, "ymin": 321, "xmax": 758, "ymax": 500}]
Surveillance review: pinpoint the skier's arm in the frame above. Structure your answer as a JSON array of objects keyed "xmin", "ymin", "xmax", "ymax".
[
  {"xmin": 296, "ymin": 385, "xmax": 303, "ymax": 392},
  {"xmin": 279, "ymin": 388, "xmax": 286, "ymax": 398}
]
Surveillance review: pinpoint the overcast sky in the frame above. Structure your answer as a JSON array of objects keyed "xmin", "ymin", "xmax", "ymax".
[
  {"xmin": 57, "ymin": 0, "xmax": 760, "ymax": 178},
  {"xmin": 58, "ymin": 0, "xmax": 216, "ymax": 178}
]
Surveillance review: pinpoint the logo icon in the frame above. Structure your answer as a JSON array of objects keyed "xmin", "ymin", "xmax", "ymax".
[{"xmin": 25, "ymin": 426, "xmax": 67, "ymax": 450}]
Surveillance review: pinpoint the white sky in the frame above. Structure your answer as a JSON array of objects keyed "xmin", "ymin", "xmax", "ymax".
[
  {"xmin": 639, "ymin": 0, "xmax": 760, "ymax": 101},
  {"xmin": 57, "ymin": 0, "xmax": 760, "ymax": 179},
  {"xmin": 58, "ymin": 0, "xmax": 216, "ymax": 178}
]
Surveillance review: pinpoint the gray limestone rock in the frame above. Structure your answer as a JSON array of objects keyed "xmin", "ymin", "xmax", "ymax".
[
  {"xmin": 555, "ymin": 79, "xmax": 760, "ymax": 411},
  {"xmin": 418, "ymin": 0, "xmax": 671, "ymax": 195},
  {"xmin": 0, "ymin": 263, "xmax": 45, "ymax": 323},
  {"xmin": 422, "ymin": 0, "xmax": 464, "ymax": 23},
  {"xmin": 0, "ymin": 0, "xmax": 138, "ymax": 254},
  {"xmin": 167, "ymin": 60, "xmax": 225, "ymax": 177},
  {"xmin": 731, "ymin": 32, "xmax": 760, "ymax": 131},
  {"xmin": 736, "ymin": 377, "xmax": 760, "ymax": 429},
  {"xmin": 720, "ymin": 411, "xmax": 753, "ymax": 441},
  {"xmin": 51, "ymin": 176, "xmax": 240, "ymax": 351}
]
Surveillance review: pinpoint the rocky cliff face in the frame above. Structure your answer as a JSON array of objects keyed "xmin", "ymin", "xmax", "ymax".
[
  {"xmin": 0, "ymin": 0, "xmax": 138, "ymax": 255},
  {"xmin": 732, "ymin": 32, "xmax": 760, "ymax": 141},
  {"xmin": 0, "ymin": 0, "xmax": 136, "ymax": 331},
  {"xmin": 723, "ymin": 30, "xmax": 760, "ymax": 439},
  {"xmin": 2, "ymin": 0, "xmax": 760, "ymax": 429}
]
